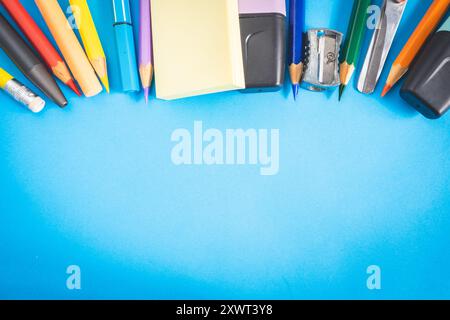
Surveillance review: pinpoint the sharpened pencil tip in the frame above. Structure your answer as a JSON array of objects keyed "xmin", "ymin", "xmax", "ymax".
[
  {"xmin": 292, "ymin": 84, "xmax": 299, "ymax": 101},
  {"xmin": 338, "ymin": 85, "xmax": 345, "ymax": 101},
  {"xmin": 144, "ymin": 88, "xmax": 149, "ymax": 104},
  {"xmin": 100, "ymin": 76, "xmax": 110, "ymax": 94},
  {"xmin": 381, "ymin": 85, "xmax": 391, "ymax": 97},
  {"xmin": 67, "ymin": 79, "xmax": 81, "ymax": 96}
]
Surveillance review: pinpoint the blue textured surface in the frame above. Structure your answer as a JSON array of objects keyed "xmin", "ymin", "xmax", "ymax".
[{"xmin": 1, "ymin": 0, "xmax": 450, "ymax": 299}]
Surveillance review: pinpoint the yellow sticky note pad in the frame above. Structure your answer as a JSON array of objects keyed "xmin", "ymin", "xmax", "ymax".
[{"xmin": 151, "ymin": 0, "xmax": 245, "ymax": 100}]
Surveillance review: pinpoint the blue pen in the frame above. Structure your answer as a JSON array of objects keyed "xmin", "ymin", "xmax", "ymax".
[
  {"xmin": 288, "ymin": 0, "xmax": 305, "ymax": 100},
  {"xmin": 112, "ymin": 0, "xmax": 140, "ymax": 92}
]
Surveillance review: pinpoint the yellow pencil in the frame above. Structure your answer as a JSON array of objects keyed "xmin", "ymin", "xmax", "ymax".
[
  {"xmin": 69, "ymin": 0, "xmax": 110, "ymax": 93},
  {"xmin": 0, "ymin": 67, "xmax": 45, "ymax": 113}
]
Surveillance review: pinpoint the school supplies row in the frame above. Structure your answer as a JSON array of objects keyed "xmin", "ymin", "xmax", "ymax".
[
  {"xmin": 0, "ymin": 0, "xmax": 107, "ymax": 109},
  {"xmin": 336, "ymin": 0, "xmax": 449, "ymax": 118},
  {"xmin": 0, "ymin": 0, "xmax": 283, "ymax": 105},
  {"xmin": 288, "ymin": 0, "xmax": 449, "ymax": 118},
  {"xmin": 0, "ymin": 0, "xmax": 449, "ymax": 119}
]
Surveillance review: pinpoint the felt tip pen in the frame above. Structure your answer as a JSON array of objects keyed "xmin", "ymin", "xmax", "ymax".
[{"xmin": 112, "ymin": 0, "xmax": 140, "ymax": 93}]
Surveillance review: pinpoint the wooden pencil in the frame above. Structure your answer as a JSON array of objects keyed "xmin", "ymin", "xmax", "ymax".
[
  {"xmin": 0, "ymin": 0, "xmax": 80, "ymax": 96},
  {"xmin": 382, "ymin": 0, "xmax": 450, "ymax": 96},
  {"xmin": 139, "ymin": 0, "xmax": 153, "ymax": 103},
  {"xmin": 35, "ymin": 0, "xmax": 103, "ymax": 97},
  {"xmin": 288, "ymin": 0, "xmax": 305, "ymax": 100},
  {"xmin": 0, "ymin": 66, "xmax": 46, "ymax": 112},
  {"xmin": 339, "ymin": 0, "xmax": 371, "ymax": 100},
  {"xmin": 69, "ymin": 0, "xmax": 110, "ymax": 93}
]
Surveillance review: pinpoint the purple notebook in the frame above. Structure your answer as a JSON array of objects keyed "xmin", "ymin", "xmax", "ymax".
[{"xmin": 238, "ymin": 0, "xmax": 286, "ymax": 15}]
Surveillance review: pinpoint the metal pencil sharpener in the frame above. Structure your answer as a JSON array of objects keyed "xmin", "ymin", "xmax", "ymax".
[{"xmin": 302, "ymin": 28, "xmax": 343, "ymax": 92}]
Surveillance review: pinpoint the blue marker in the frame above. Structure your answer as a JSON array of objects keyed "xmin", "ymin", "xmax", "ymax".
[{"xmin": 112, "ymin": 0, "xmax": 140, "ymax": 92}]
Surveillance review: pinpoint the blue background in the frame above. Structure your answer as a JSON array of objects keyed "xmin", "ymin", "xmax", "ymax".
[{"xmin": 1, "ymin": 0, "xmax": 450, "ymax": 299}]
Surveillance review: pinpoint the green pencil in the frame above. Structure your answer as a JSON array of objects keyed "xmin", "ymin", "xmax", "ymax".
[{"xmin": 339, "ymin": 0, "xmax": 371, "ymax": 100}]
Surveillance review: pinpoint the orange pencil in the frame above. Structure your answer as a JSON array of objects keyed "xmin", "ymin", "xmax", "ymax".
[
  {"xmin": 382, "ymin": 0, "xmax": 449, "ymax": 97},
  {"xmin": 35, "ymin": 0, "xmax": 103, "ymax": 97}
]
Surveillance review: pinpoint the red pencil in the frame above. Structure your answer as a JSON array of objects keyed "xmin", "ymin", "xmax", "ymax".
[{"xmin": 0, "ymin": 0, "xmax": 81, "ymax": 95}]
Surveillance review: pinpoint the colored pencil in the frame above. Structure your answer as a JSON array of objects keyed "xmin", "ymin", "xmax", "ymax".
[
  {"xmin": 35, "ymin": 0, "xmax": 103, "ymax": 97},
  {"xmin": 382, "ymin": 0, "xmax": 450, "ymax": 97},
  {"xmin": 69, "ymin": 0, "xmax": 110, "ymax": 93},
  {"xmin": 0, "ymin": 67, "xmax": 45, "ymax": 113},
  {"xmin": 0, "ymin": 12, "xmax": 67, "ymax": 107},
  {"xmin": 139, "ymin": 0, "xmax": 153, "ymax": 103},
  {"xmin": 112, "ymin": 0, "xmax": 140, "ymax": 92},
  {"xmin": 0, "ymin": 0, "xmax": 80, "ymax": 96},
  {"xmin": 339, "ymin": 0, "xmax": 371, "ymax": 100},
  {"xmin": 288, "ymin": 0, "xmax": 305, "ymax": 100}
]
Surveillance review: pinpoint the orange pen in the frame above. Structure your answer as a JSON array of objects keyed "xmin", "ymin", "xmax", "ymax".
[{"xmin": 382, "ymin": 0, "xmax": 449, "ymax": 96}]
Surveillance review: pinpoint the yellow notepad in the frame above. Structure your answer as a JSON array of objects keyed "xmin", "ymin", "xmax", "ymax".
[{"xmin": 151, "ymin": 0, "xmax": 245, "ymax": 100}]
